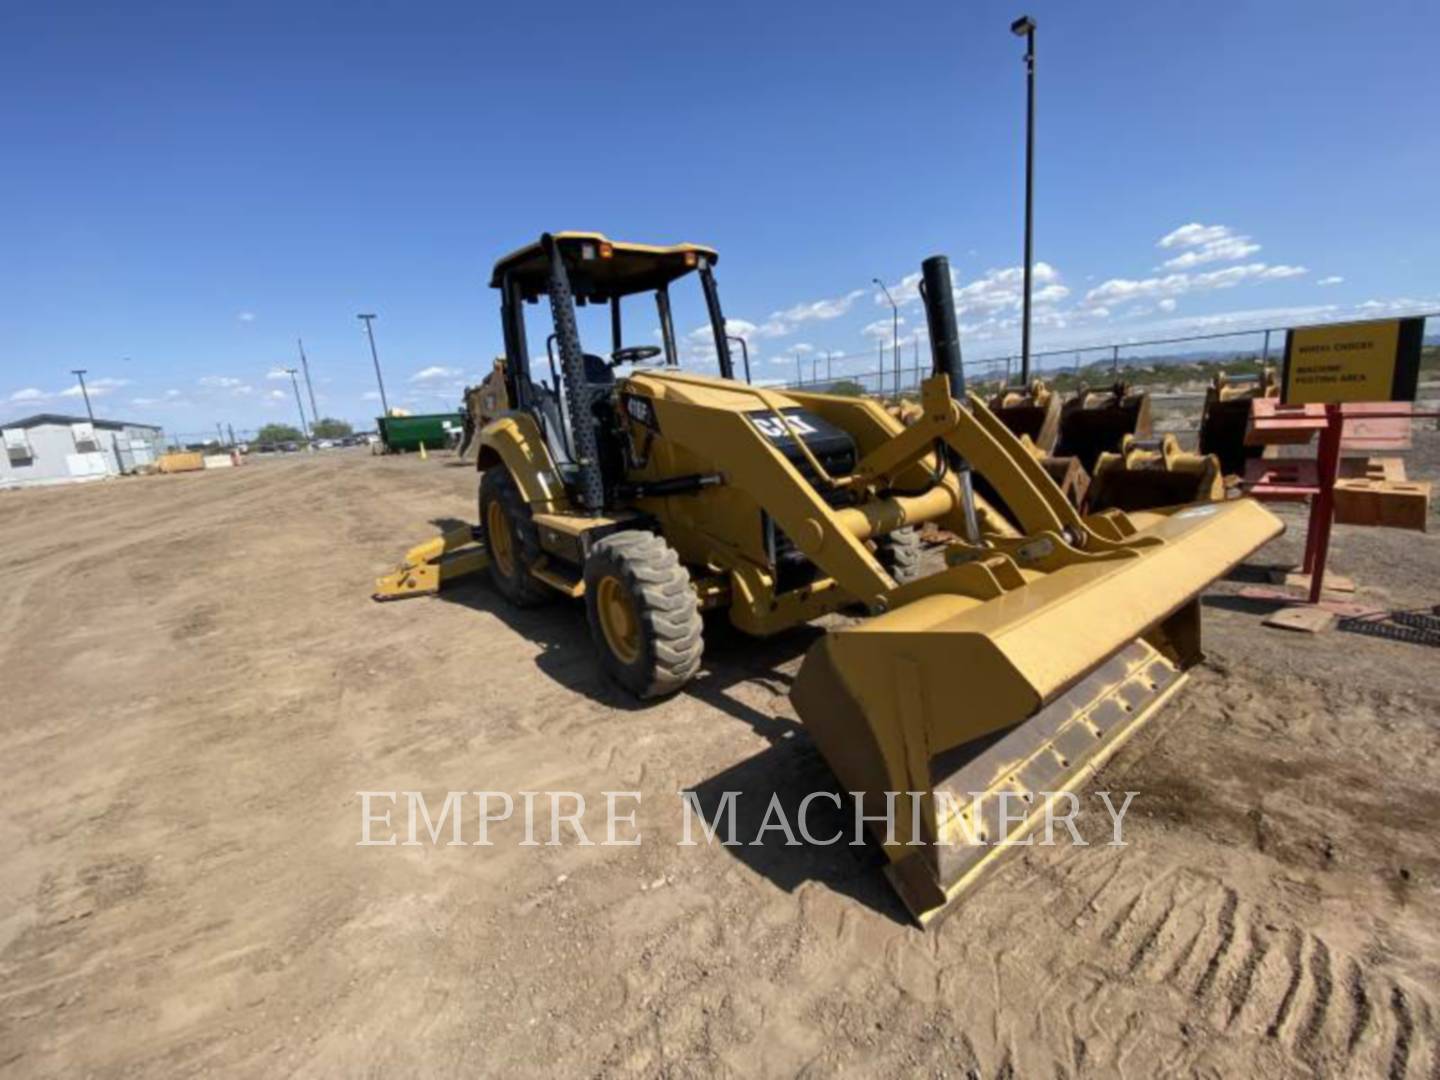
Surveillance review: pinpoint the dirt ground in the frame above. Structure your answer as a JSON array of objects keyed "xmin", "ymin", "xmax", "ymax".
[{"xmin": 2, "ymin": 437, "xmax": 1439, "ymax": 1078}]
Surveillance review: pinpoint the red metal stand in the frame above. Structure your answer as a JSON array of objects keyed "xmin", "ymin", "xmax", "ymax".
[{"xmin": 1245, "ymin": 403, "xmax": 1438, "ymax": 606}]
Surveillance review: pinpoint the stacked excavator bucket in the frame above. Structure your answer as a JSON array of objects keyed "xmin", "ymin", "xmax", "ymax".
[
  {"xmin": 1200, "ymin": 368, "xmax": 1278, "ymax": 478},
  {"xmin": 988, "ymin": 381, "xmax": 1089, "ymax": 506},
  {"xmin": 1089, "ymin": 433, "xmax": 1225, "ymax": 512},
  {"xmin": 1056, "ymin": 382, "xmax": 1153, "ymax": 473},
  {"xmin": 988, "ymin": 379, "xmax": 1061, "ymax": 452}
]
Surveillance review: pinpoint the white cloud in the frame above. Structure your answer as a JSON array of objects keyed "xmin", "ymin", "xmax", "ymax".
[
  {"xmin": 1163, "ymin": 237, "xmax": 1260, "ymax": 269},
  {"xmin": 1157, "ymin": 223, "xmax": 1231, "ymax": 249},
  {"xmin": 266, "ymin": 389, "xmax": 287, "ymax": 401},
  {"xmin": 266, "ymin": 368, "xmax": 291, "ymax": 380},
  {"xmin": 1317, "ymin": 276, "xmax": 1344, "ymax": 286},
  {"xmin": 60, "ymin": 376, "xmax": 129, "ymax": 399},
  {"xmin": 693, "ymin": 317, "xmax": 787, "ymax": 343},
  {"xmin": 773, "ymin": 289, "xmax": 865, "ymax": 324},
  {"xmin": 878, "ymin": 262, "xmax": 1064, "ymax": 319},
  {"xmin": 1156, "ymin": 223, "xmax": 1261, "ymax": 270},
  {"xmin": 862, "ymin": 317, "xmax": 905, "ymax": 339},
  {"xmin": 237, "ymin": 312, "xmax": 256, "ymax": 323},
  {"xmin": 199, "ymin": 375, "xmax": 244, "ymax": 388},
  {"xmin": 409, "ymin": 365, "xmax": 461, "ymax": 382},
  {"xmin": 1085, "ymin": 263, "xmax": 1307, "ymax": 306},
  {"xmin": 130, "ymin": 397, "xmax": 159, "ymax": 407},
  {"xmin": 1158, "ymin": 298, "xmax": 1177, "ymax": 313},
  {"xmin": 8, "ymin": 387, "xmax": 48, "ymax": 402}
]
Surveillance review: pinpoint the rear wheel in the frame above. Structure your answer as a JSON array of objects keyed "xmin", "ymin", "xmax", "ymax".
[
  {"xmin": 874, "ymin": 526, "xmax": 923, "ymax": 583},
  {"xmin": 479, "ymin": 468, "xmax": 550, "ymax": 607},
  {"xmin": 584, "ymin": 531, "xmax": 703, "ymax": 699}
]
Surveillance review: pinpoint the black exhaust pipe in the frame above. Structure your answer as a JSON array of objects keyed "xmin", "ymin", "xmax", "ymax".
[
  {"xmin": 920, "ymin": 254, "xmax": 965, "ymax": 396},
  {"xmin": 919, "ymin": 254, "xmax": 979, "ymax": 541}
]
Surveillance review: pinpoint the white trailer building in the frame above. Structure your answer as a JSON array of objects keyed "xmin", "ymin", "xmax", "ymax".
[{"xmin": 0, "ymin": 413, "xmax": 165, "ymax": 489}]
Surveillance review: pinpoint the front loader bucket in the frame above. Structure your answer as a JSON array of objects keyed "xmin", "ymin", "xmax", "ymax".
[{"xmin": 790, "ymin": 498, "xmax": 1281, "ymax": 925}]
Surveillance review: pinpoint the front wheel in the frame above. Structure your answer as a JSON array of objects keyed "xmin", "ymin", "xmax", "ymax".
[
  {"xmin": 479, "ymin": 468, "xmax": 551, "ymax": 607},
  {"xmin": 583, "ymin": 531, "xmax": 703, "ymax": 699}
]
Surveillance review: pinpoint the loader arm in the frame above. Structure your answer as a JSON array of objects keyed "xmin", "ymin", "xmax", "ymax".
[
  {"xmin": 850, "ymin": 375, "xmax": 1163, "ymax": 552},
  {"xmin": 648, "ymin": 395, "xmax": 897, "ymax": 609}
]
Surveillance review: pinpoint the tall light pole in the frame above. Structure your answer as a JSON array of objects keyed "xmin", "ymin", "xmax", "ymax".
[
  {"xmin": 285, "ymin": 368, "xmax": 310, "ymax": 440},
  {"xmin": 70, "ymin": 369, "xmax": 95, "ymax": 422},
  {"xmin": 357, "ymin": 314, "xmax": 389, "ymax": 415},
  {"xmin": 297, "ymin": 338, "xmax": 320, "ymax": 426},
  {"xmin": 1012, "ymin": 14, "xmax": 1037, "ymax": 387},
  {"xmin": 873, "ymin": 278, "xmax": 899, "ymax": 398}
]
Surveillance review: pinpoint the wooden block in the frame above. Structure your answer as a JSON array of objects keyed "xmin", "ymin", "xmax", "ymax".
[
  {"xmin": 1268, "ymin": 569, "xmax": 1357, "ymax": 593},
  {"xmin": 1333, "ymin": 478, "xmax": 1430, "ymax": 532},
  {"xmin": 1263, "ymin": 606, "xmax": 1336, "ymax": 634}
]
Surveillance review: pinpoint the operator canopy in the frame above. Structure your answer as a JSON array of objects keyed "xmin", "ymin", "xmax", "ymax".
[{"xmin": 489, "ymin": 232, "xmax": 719, "ymax": 303}]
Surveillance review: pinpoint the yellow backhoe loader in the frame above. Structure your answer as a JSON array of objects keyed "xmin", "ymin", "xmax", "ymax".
[{"xmin": 376, "ymin": 233, "xmax": 1282, "ymax": 924}]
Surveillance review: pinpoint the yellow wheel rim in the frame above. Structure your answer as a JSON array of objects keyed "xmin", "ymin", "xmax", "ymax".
[
  {"xmin": 486, "ymin": 500, "xmax": 515, "ymax": 578},
  {"xmin": 596, "ymin": 575, "xmax": 641, "ymax": 665}
]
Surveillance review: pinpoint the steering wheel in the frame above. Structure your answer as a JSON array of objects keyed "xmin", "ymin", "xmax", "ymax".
[{"xmin": 610, "ymin": 345, "xmax": 663, "ymax": 367}]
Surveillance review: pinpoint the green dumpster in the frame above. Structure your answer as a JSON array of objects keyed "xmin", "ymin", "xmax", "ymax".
[{"xmin": 376, "ymin": 413, "xmax": 465, "ymax": 453}]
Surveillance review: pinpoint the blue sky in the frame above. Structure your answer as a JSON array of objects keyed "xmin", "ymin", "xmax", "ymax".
[{"xmin": 2, "ymin": 0, "xmax": 1437, "ymax": 434}]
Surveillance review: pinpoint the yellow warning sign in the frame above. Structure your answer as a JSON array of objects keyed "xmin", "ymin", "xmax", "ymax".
[{"xmin": 1282, "ymin": 317, "xmax": 1423, "ymax": 404}]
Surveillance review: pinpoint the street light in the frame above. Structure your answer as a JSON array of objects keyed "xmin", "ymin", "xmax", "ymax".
[
  {"xmin": 357, "ymin": 313, "xmax": 389, "ymax": 415},
  {"xmin": 873, "ymin": 278, "xmax": 899, "ymax": 398},
  {"xmin": 1011, "ymin": 13, "xmax": 1037, "ymax": 387},
  {"xmin": 284, "ymin": 368, "xmax": 310, "ymax": 441},
  {"xmin": 70, "ymin": 369, "xmax": 95, "ymax": 422}
]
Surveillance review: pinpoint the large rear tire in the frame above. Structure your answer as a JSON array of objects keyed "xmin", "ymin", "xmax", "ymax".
[
  {"xmin": 874, "ymin": 526, "xmax": 923, "ymax": 584},
  {"xmin": 584, "ymin": 531, "xmax": 703, "ymax": 699},
  {"xmin": 479, "ymin": 468, "xmax": 551, "ymax": 607}
]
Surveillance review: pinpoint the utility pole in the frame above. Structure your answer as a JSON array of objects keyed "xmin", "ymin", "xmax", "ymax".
[
  {"xmin": 227, "ymin": 423, "xmax": 237, "ymax": 447},
  {"xmin": 285, "ymin": 368, "xmax": 310, "ymax": 440},
  {"xmin": 216, "ymin": 422, "xmax": 226, "ymax": 447},
  {"xmin": 297, "ymin": 338, "xmax": 320, "ymax": 426},
  {"xmin": 1012, "ymin": 14, "xmax": 1037, "ymax": 386},
  {"xmin": 357, "ymin": 314, "xmax": 389, "ymax": 415},
  {"xmin": 70, "ymin": 369, "xmax": 95, "ymax": 422}
]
